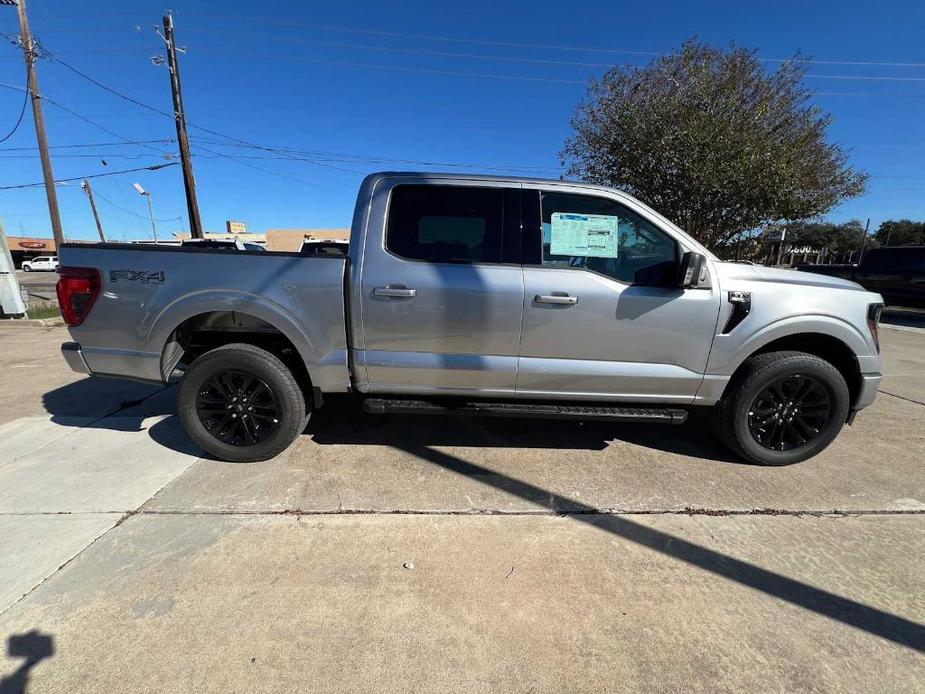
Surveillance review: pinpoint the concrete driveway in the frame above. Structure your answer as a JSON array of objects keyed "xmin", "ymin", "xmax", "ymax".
[{"xmin": 0, "ymin": 326, "xmax": 922, "ymax": 692}]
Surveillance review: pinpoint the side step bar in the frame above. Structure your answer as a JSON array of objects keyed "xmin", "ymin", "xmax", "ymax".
[{"xmin": 362, "ymin": 398, "xmax": 688, "ymax": 425}]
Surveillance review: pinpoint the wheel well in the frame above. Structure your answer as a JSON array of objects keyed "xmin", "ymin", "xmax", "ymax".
[
  {"xmin": 164, "ymin": 311, "xmax": 317, "ymax": 406},
  {"xmin": 733, "ymin": 333, "xmax": 861, "ymax": 406}
]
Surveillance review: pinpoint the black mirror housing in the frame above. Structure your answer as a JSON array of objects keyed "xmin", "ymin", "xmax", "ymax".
[{"xmin": 678, "ymin": 251, "xmax": 707, "ymax": 288}]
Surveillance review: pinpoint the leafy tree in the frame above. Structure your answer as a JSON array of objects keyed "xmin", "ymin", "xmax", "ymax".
[
  {"xmin": 561, "ymin": 40, "xmax": 868, "ymax": 252},
  {"xmin": 875, "ymin": 219, "xmax": 925, "ymax": 247},
  {"xmin": 784, "ymin": 220, "xmax": 869, "ymax": 257}
]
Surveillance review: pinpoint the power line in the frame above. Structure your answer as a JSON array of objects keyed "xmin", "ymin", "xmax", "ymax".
[
  {"xmin": 41, "ymin": 50, "xmax": 175, "ymax": 121},
  {"xmin": 190, "ymin": 46, "xmax": 925, "ymax": 92},
  {"xmin": 175, "ymin": 11, "xmax": 925, "ymax": 69},
  {"xmin": 0, "ymin": 80, "xmax": 170, "ymax": 154},
  {"xmin": 0, "ymin": 162, "xmax": 178, "ymax": 190},
  {"xmin": 185, "ymin": 27, "xmax": 621, "ymax": 69},
  {"xmin": 28, "ymin": 58, "xmax": 366, "ymax": 174},
  {"xmin": 0, "ymin": 78, "xmax": 28, "ymax": 143},
  {"xmin": 91, "ymin": 188, "xmax": 183, "ymax": 222},
  {"xmin": 184, "ymin": 27, "xmax": 925, "ymax": 81},
  {"xmin": 0, "ymin": 138, "xmax": 175, "ymax": 151},
  {"xmin": 193, "ymin": 47, "xmax": 589, "ymax": 85},
  {"xmin": 0, "ymin": 152, "xmax": 173, "ymax": 159}
]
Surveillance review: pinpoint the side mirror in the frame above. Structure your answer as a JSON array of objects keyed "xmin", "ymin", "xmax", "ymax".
[{"xmin": 678, "ymin": 251, "xmax": 707, "ymax": 288}]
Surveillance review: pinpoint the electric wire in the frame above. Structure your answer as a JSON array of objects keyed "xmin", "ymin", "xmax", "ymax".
[
  {"xmin": 0, "ymin": 79, "xmax": 27, "ymax": 143},
  {"xmin": 0, "ymin": 162, "xmax": 178, "ymax": 190}
]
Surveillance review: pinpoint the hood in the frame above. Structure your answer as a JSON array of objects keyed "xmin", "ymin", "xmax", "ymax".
[{"xmin": 714, "ymin": 262, "xmax": 866, "ymax": 292}]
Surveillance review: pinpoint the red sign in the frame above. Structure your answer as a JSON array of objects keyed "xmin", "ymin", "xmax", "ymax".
[{"xmin": 18, "ymin": 241, "xmax": 47, "ymax": 249}]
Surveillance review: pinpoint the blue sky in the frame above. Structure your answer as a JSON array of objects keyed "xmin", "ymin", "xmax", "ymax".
[{"xmin": 1, "ymin": 0, "xmax": 923, "ymax": 241}]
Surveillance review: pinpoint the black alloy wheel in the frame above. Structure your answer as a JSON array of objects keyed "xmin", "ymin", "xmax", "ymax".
[
  {"xmin": 746, "ymin": 374, "xmax": 832, "ymax": 452},
  {"xmin": 179, "ymin": 343, "xmax": 308, "ymax": 462},
  {"xmin": 195, "ymin": 369, "xmax": 280, "ymax": 446}
]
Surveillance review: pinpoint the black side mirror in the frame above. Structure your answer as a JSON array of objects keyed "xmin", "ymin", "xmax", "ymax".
[{"xmin": 678, "ymin": 251, "xmax": 707, "ymax": 288}]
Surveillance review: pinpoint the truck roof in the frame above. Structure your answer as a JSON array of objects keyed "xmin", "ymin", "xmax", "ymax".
[
  {"xmin": 362, "ymin": 171, "xmax": 715, "ymax": 259},
  {"xmin": 368, "ymin": 170, "xmax": 621, "ymax": 194}
]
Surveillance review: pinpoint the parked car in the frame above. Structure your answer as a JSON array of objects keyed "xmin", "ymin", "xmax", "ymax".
[
  {"xmin": 21, "ymin": 256, "xmax": 59, "ymax": 272},
  {"xmin": 797, "ymin": 246, "xmax": 925, "ymax": 307},
  {"xmin": 56, "ymin": 172, "xmax": 884, "ymax": 465}
]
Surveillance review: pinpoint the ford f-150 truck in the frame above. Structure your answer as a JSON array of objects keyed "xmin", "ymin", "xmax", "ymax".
[{"xmin": 57, "ymin": 172, "xmax": 884, "ymax": 465}]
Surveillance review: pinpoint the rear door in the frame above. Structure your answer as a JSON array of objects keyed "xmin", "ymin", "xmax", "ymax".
[
  {"xmin": 356, "ymin": 181, "xmax": 525, "ymax": 395},
  {"xmin": 516, "ymin": 187, "xmax": 721, "ymax": 402}
]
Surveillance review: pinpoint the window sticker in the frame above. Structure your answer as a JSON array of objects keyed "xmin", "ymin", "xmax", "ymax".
[{"xmin": 549, "ymin": 213, "xmax": 620, "ymax": 258}]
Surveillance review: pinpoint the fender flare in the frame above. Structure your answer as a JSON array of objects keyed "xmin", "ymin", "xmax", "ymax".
[
  {"xmin": 148, "ymin": 289, "xmax": 320, "ymax": 378},
  {"xmin": 707, "ymin": 314, "xmax": 873, "ymax": 377}
]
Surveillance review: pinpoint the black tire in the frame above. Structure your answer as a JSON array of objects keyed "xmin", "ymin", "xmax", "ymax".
[
  {"xmin": 22, "ymin": 265, "xmax": 31, "ymax": 272},
  {"xmin": 712, "ymin": 350, "xmax": 850, "ymax": 466},
  {"xmin": 178, "ymin": 343, "xmax": 308, "ymax": 462}
]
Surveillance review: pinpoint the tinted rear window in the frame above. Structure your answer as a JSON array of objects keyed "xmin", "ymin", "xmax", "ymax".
[{"xmin": 386, "ymin": 184, "xmax": 504, "ymax": 264}]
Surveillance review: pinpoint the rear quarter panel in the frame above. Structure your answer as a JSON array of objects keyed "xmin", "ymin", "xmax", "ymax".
[{"xmin": 59, "ymin": 245, "xmax": 349, "ymax": 390}]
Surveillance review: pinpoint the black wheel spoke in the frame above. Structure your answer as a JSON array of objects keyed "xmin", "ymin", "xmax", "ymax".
[
  {"xmin": 195, "ymin": 369, "xmax": 280, "ymax": 448},
  {"xmin": 747, "ymin": 373, "xmax": 831, "ymax": 452}
]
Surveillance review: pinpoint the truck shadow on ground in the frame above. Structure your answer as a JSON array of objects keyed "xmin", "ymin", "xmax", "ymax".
[
  {"xmin": 306, "ymin": 396, "xmax": 743, "ymax": 463},
  {"xmin": 40, "ymin": 380, "xmax": 742, "ymax": 463},
  {"xmin": 41, "ymin": 380, "xmax": 201, "ymax": 457}
]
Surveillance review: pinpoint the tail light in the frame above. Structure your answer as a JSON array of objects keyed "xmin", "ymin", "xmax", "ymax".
[
  {"xmin": 867, "ymin": 303, "xmax": 883, "ymax": 353},
  {"xmin": 56, "ymin": 267, "xmax": 101, "ymax": 327}
]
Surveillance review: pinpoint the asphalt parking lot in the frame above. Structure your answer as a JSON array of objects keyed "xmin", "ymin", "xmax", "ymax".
[{"xmin": 0, "ymin": 324, "xmax": 922, "ymax": 692}]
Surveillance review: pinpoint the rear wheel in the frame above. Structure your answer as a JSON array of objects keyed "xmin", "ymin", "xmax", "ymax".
[
  {"xmin": 713, "ymin": 351, "xmax": 850, "ymax": 465},
  {"xmin": 178, "ymin": 343, "xmax": 308, "ymax": 462}
]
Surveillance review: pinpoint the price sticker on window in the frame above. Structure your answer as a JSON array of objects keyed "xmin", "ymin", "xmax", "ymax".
[{"xmin": 550, "ymin": 213, "xmax": 620, "ymax": 258}]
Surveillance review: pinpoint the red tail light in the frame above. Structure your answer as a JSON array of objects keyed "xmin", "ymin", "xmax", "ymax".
[{"xmin": 56, "ymin": 267, "xmax": 101, "ymax": 326}]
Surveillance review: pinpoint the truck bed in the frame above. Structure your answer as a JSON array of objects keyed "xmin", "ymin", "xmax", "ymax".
[{"xmin": 58, "ymin": 243, "xmax": 350, "ymax": 391}]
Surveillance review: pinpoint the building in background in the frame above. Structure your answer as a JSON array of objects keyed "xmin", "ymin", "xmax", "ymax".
[{"xmin": 4, "ymin": 236, "xmax": 94, "ymax": 267}]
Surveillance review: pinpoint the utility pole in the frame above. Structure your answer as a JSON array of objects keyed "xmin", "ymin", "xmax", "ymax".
[
  {"xmin": 162, "ymin": 12, "xmax": 203, "ymax": 238},
  {"xmin": 11, "ymin": 0, "xmax": 64, "ymax": 246},
  {"xmin": 80, "ymin": 179, "xmax": 105, "ymax": 242}
]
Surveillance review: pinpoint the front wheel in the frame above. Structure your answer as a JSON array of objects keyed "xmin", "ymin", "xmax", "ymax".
[
  {"xmin": 22, "ymin": 266, "xmax": 31, "ymax": 272},
  {"xmin": 713, "ymin": 351, "xmax": 850, "ymax": 466},
  {"xmin": 178, "ymin": 343, "xmax": 308, "ymax": 462}
]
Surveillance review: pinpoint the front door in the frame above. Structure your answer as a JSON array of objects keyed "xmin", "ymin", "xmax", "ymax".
[
  {"xmin": 517, "ymin": 188, "xmax": 721, "ymax": 403},
  {"xmin": 358, "ymin": 182, "xmax": 524, "ymax": 395}
]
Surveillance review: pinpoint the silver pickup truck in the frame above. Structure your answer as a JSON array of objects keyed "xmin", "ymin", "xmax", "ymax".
[{"xmin": 57, "ymin": 172, "xmax": 884, "ymax": 465}]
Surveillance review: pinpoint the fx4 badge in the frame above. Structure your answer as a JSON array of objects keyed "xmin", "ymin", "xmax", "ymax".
[{"xmin": 110, "ymin": 270, "xmax": 166, "ymax": 284}]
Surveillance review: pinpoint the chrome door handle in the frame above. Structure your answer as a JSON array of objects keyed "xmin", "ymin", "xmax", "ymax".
[
  {"xmin": 535, "ymin": 293, "xmax": 578, "ymax": 305},
  {"xmin": 373, "ymin": 286, "xmax": 417, "ymax": 298}
]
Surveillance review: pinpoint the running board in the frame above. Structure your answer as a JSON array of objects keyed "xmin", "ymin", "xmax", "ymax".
[{"xmin": 362, "ymin": 399, "xmax": 688, "ymax": 424}]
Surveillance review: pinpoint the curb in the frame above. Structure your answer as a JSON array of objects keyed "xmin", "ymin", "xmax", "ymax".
[{"xmin": 0, "ymin": 317, "xmax": 65, "ymax": 328}]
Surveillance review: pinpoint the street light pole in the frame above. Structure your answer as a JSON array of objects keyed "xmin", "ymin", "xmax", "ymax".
[
  {"xmin": 144, "ymin": 193, "xmax": 158, "ymax": 243},
  {"xmin": 133, "ymin": 183, "xmax": 158, "ymax": 243},
  {"xmin": 80, "ymin": 179, "xmax": 105, "ymax": 242}
]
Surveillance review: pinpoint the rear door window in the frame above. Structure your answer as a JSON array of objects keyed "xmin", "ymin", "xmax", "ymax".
[{"xmin": 386, "ymin": 184, "xmax": 505, "ymax": 264}]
